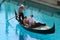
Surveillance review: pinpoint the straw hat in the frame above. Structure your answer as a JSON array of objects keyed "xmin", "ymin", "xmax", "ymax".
[{"xmin": 20, "ymin": 4, "xmax": 24, "ymax": 8}]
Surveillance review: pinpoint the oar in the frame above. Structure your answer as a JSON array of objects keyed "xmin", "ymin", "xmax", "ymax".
[
  {"xmin": 8, "ymin": 10, "xmax": 18, "ymax": 21},
  {"xmin": 8, "ymin": 16, "xmax": 15, "ymax": 21}
]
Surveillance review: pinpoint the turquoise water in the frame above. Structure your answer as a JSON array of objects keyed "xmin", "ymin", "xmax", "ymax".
[{"xmin": 0, "ymin": 1, "xmax": 60, "ymax": 40}]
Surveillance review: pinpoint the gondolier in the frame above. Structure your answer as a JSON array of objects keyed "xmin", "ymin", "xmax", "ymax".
[{"xmin": 18, "ymin": 4, "xmax": 25, "ymax": 24}]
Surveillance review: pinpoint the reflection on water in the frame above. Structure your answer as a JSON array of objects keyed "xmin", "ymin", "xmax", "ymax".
[
  {"xmin": 6, "ymin": 21, "xmax": 9, "ymax": 34},
  {"xmin": 19, "ymin": 34, "xmax": 25, "ymax": 40},
  {"xmin": 6, "ymin": 33, "xmax": 9, "ymax": 40},
  {"xmin": 5, "ymin": 6, "xmax": 9, "ymax": 34},
  {"xmin": 19, "ymin": 34, "xmax": 40, "ymax": 40},
  {"xmin": 5, "ymin": 3, "xmax": 14, "ymax": 34},
  {"xmin": 16, "ymin": 23, "xmax": 25, "ymax": 40},
  {"xmin": 0, "ymin": 5, "xmax": 1, "ymax": 12},
  {"xmin": 0, "ymin": 0, "xmax": 5, "ymax": 5},
  {"xmin": 15, "ymin": 23, "xmax": 40, "ymax": 40},
  {"xmin": 5, "ymin": 20, "xmax": 14, "ymax": 34},
  {"xmin": 16, "ymin": 24, "xmax": 20, "ymax": 35}
]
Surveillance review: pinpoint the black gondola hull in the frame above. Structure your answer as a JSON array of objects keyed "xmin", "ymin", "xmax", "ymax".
[{"xmin": 21, "ymin": 24, "xmax": 55, "ymax": 34}]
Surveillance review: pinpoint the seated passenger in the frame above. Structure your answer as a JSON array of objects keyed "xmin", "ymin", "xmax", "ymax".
[
  {"xmin": 23, "ymin": 16, "xmax": 29, "ymax": 27},
  {"xmin": 28, "ymin": 15, "xmax": 46, "ymax": 28},
  {"xmin": 28, "ymin": 15, "xmax": 35, "ymax": 27}
]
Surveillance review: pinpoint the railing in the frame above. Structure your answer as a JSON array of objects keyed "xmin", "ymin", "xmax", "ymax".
[{"xmin": 31, "ymin": 0, "xmax": 60, "ymax": 9}]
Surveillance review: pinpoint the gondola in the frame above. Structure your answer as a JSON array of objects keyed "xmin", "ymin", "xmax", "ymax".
[{"xmin": 15, "ymin": 11, "xmax": 55, "ymax": 34}]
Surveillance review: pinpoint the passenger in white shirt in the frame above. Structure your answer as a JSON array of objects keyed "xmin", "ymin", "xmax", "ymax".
[
  {"xmin": 28, "ymin": 15, "xmax": 35, "ymax": 27},
  {"xmin": 28, "ymin": 15, "xmax": 46, "ymax": 28}
]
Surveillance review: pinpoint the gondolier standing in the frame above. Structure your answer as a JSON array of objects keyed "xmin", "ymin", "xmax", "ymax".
[{"xmin": 18, "ymin": 4, "xmax": 24, "ymax": 24}]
